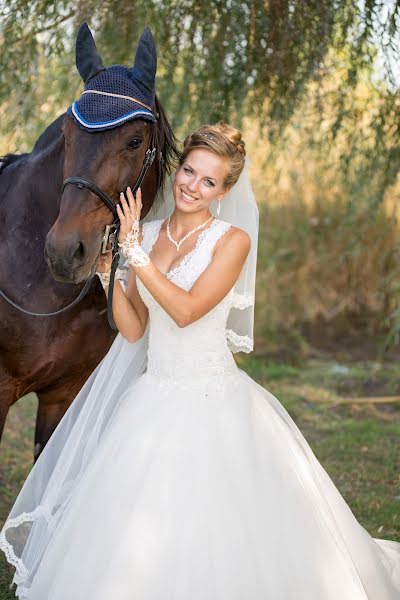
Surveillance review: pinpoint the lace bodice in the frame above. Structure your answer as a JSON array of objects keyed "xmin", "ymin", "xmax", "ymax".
[{"xmin": 135, "ymin": 218, "xmax": 238, "ymax": 382}]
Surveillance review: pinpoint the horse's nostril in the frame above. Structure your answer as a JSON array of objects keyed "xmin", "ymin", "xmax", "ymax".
[{"xmin": 73, "ymin": 241, "xmax": 85, "ymax": 263}]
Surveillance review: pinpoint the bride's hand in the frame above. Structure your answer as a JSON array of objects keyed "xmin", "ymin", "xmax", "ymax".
[{"xmin": 117, "ymin": 186, "xmax": 143, "ymax": 245}]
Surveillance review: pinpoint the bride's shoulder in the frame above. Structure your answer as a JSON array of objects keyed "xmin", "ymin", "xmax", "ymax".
[
  {"xmin": 220, "ymin": 219, "xmax": 250, "ymax": 244},
  {"xmin": 217, "ymin": 219, "xmax": 251, "ymax": 251}
]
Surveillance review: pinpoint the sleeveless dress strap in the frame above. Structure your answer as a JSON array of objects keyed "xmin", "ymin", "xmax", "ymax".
[{"xmin": 166, "ymin": 219, "xmax": 232, "ymax": 291}]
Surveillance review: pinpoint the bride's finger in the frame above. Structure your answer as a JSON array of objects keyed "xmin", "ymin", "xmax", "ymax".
[
  {"xmin": 119, "ymin": 191, "xmax": 131, "ymax": 220},
  {"xmin": 126, "ymin": 186, "xmax": 135, "ymax": 205},
  {"xmin": 116, "ymin": 203, "xmax": 125, "ymax": 223},
  {"xmin": 117, "ymin": 196, "xmax": 126, "ymax": 222},
  {"xmin": 126, "ymin": 186, "xmax": 138, "ymax": 221},
  {"xmin": 135, "ymin": 187, "xmax": 142, "ymax": 220},
  {"xmin": 136, "ymin": 187, "xmax": 142, "ymax": 209}
]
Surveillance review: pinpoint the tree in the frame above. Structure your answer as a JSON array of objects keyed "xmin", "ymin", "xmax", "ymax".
[{"xmin": 0, "ymin": 0, "xmax": 399, "ymax": 149}]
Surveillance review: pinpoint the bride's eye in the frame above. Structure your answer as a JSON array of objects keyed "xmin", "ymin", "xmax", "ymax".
[
  {"xmin": 204, "ymin": 179, "xmax": 215, "ymax": 187},
  {"xmin": 183, "ymin": 167, "xmax": 192, "ymax": 174}
]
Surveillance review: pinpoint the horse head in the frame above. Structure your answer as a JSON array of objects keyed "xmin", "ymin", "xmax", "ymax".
[{"xmin": 45, "ymin": 23, "xmax": 178, "ymax": 283}]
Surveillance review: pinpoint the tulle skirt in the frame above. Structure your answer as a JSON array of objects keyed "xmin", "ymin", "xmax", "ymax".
[{"xmin": 1, "ymin": 331, "xmax": 400, "ymax": 599}]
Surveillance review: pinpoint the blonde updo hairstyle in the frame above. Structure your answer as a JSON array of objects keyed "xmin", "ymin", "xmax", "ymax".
[{"xmin": 179, "ymin": 122, "xmax": 246, "ymax": 190}]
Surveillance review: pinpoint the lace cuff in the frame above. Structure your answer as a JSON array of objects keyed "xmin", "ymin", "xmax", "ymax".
[{"xmin": 118, "ymin": 229, "xmax": 150, "ymax": 268}]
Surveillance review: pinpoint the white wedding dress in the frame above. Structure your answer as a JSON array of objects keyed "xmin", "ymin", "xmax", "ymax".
[{"xmin": 1, "ymin": 217, "xmax": 400, "ymax": 599}]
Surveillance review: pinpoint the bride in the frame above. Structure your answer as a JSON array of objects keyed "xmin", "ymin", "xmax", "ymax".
[{"xmin": 1, "ymin": 122, "xmax": 399, "ymax": 599}]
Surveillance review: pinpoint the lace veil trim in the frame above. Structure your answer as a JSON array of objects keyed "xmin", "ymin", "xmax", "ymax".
[{"xmin": 231, "ymin": 291, "xmax": 254, "ymax": 310}]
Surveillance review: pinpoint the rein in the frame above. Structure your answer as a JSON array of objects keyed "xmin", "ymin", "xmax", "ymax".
[{"xmin": 0, "ymin": 125, "xmax": 157, "ymax": 330}]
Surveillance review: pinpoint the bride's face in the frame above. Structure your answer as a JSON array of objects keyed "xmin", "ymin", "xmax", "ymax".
[{"xmin": 173, "ymin": 148, "xmax": 230, "ymax": 213}]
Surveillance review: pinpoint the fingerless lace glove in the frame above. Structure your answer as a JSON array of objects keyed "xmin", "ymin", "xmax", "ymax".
[{"xmin": 117, "ymin": 220, "xmax": 150, "ymax": 268}]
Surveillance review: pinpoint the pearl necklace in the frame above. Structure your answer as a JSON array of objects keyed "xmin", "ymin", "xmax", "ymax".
[{"xmin": 167, "ymin": 214, "xmax": 215, "ymax": 251}]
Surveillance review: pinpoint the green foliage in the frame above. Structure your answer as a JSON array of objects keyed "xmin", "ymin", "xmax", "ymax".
[
  {"xmin": 251, "ymin": 124, "xmax": 400, "ymax": 356},
  {"xmin": 0, "ymin": 0, "xmax": 399, "ymax": 148}
]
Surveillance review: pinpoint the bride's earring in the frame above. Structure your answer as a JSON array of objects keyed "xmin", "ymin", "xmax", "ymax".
[{"xmin": 217, "ymin": 199, "xmax": 221, "ymax": 217}]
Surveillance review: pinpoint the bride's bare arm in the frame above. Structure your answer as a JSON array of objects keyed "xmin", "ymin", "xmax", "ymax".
[
  {"xmin": 102, "ymin": 279, "xmax": 146, "ymax": 342},
  {"xmin": 132, "ymin": 227, "xmax": 250, "ymax": 328},
  {"xmin": 101, "ymin": 225, "xmax": 149, "ymax": 343}
]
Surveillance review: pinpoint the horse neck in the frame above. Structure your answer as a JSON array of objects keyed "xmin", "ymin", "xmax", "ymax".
[
  {"xmin": 0, "ymin": 118, "xmax": 66, "ymax": 291},
  {"xmin": 30, "ymin": 124, "xmax": 66, "ymax": 221},
  {"xmin": 1, "ymin": 121, "xmax": 65, "ymax": 232}
]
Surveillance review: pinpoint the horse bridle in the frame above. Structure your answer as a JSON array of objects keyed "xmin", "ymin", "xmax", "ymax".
[{"xmin": 0, "ymin": 125, "xmax": 157, "ymax": 330}]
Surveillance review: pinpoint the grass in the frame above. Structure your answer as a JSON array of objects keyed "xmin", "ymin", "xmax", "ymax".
[{"xmin": 1, "ymin": 360, "xmax": 399, "ymax": 597}]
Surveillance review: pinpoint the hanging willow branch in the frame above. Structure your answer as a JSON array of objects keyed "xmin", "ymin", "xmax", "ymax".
[{"xmin": 0, "ymin": 0, "xmax": 398, "ymax": 138}]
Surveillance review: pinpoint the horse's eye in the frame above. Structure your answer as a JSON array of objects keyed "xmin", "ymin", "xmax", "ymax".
[{"xmin": 126, "ymin": 138, "xmax": 142, "ymax": 150}]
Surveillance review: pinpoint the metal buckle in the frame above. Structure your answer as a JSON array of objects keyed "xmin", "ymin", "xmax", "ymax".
[
  {"xmin": 101, "ymin": 223, "xmax": 119, "ymax": 253},
  {"xmin": 149, "ymin": 147, "xmax": 156, "ymax": 165},
  {"xmin": 144, "ymin": 147, "xmax": 156, "ymax": 165}
]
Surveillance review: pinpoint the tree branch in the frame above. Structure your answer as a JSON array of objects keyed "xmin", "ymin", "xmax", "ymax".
[{"xmin": 9, "ymin": 10, "xmax": 76, "ymax": 44}]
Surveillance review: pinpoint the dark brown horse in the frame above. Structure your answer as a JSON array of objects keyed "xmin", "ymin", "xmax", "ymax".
[{"xmin": 0, "ymin": 29, "xmax": 178, "ymax": 462}]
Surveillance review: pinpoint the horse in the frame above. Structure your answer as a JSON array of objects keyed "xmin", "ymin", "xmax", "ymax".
[{"xmin": 0, "ymin": 25, "xmax": 179, "ymax": 463}]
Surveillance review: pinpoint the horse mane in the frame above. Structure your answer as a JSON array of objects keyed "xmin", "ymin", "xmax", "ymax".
[
  {"xmin": 154, "ymin": 94, "xmax": 180, "ymax": 190},
  {"xmin": 31, "ymin": 113, "xmax": 65, "ymax": 154},
  {"xmin": 0, "ymin": 113, "xmax": 65, "ymax": 176},
  {"xmin": 0, "ymin": 153, "xmax": 29, "ymax": 175}
]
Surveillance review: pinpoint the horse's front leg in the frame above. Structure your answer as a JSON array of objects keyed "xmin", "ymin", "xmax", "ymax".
[
  {"xmin": 35, "ymin": 375, "xmax": 88, "ymax": 462},
  {"xmin": 0, "ymin": 372, "xmax": 19, "ymax": 445}
]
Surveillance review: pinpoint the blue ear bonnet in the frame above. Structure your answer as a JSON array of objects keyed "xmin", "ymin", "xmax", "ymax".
[
  {"xmin": 67, "ymin": 65, "xmax": 157, "ymax": 131},
  {"xmin": 67, "ymin": 24, "xmax": 158, "ymax": 131}
]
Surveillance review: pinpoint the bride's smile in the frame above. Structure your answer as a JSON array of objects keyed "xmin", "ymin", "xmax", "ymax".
[{"xmin": 172, "ymin": 148, "xmax": 230, "ymax": 224}]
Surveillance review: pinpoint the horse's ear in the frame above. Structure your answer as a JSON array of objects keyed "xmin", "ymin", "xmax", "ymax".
[
  {"xmin": 132, "ymin": 26, "xmax": 157, "ymax": 94},
  {"xmin": 75, "ymin": 22, "xmax": 105, "ymax": 84}
]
